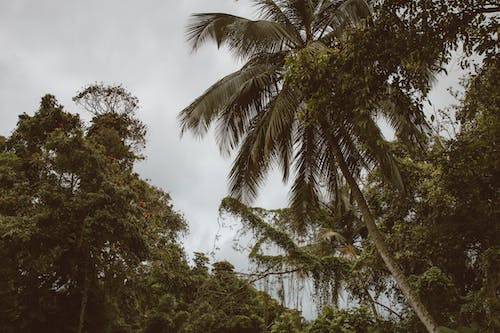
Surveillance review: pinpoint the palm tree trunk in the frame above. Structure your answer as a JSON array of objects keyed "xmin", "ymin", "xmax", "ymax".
[{"xmin": 330, "ymin": 142, "xmax": 440, "ymax": 333}]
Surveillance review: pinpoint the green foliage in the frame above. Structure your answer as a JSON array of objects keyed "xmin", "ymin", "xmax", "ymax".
[
  {"xmin": 306, "ymin": 306, "xmax": 381, "ymax": 333},
  {"xmin": 270, "ymin": 310, "xmax": 304, "ymax": 333},
  {"xmin": 363, "ymin": 62, "xmax": 499, "ymax": 332},
  {"xmin": 0, "ymin": 91, "xmax": 187, "ymax": 333},
  {"xmin": 0, "ymin": 88, "xmax": 307, "ymax": 333}
]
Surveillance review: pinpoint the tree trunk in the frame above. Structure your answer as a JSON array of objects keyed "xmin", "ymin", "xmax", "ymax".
[
  {"xmin": 332, "ymin": 278, "xmax": 340, "ymax": 310},
  {"xmin": 363, "ymin": 287, "xmax": 380, "ymax": 323},
  {"xmin": 331, "ymin": 142, "xmax": 440, "ymax": 333},
  {"xmin": 77, "ymin": 267, "xmax": 90, "ymax": 333}
]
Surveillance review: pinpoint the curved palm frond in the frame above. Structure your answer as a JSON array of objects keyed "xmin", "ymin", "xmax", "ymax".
[
  {"xmin": 378, "ymin": 86, "xmax": 430, "ymax": 147},
  {"xmin": 317, "ymin": 0, "xmax": 372, "ymax": 41},
  {"xmin": 187, "ymin": 13, "xmax": 302, "ymax": 58},
  {"xmin": 254, "ymin": 0, "xmax": 304, "ymax": 42},
  {"xmin": 277, "ymin": 0, "xmax": 317, "ymax": 40},
  {"xmin": 349, "ymin": 109, "xmax": 404, "ymax": 191},
  {"xmin": 263, "ymin": 83, "xmax": 301, "ymax": 182},
  {"xmin": 179, "ymin": 60, "xmax": 281, "ymax": 137},
  {"xmin": 228, "ymin": 110, "xmax": 274, "ymax": 203},
  {"xmin": 214, "ymin": 52, "xmax": 289, "ymax": 155},
  {"xmin": 289, "ymin": 120, "xmax": 322, "ymax": 224},
  {"xmin": 227, "ymin": 88, "xmax": 299, "ymax": 203}
]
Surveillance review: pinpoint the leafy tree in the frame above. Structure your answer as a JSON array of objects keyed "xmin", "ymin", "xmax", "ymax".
[
  {"xmin": 0, "ymin": 89, "xmax": 186, "ymax": 333},
  {"xmin": 306, "ymin": 306, "xmax": 383, "ymax": 333},
  {"xmin": 362, "ymin": 61, "xmax": 499, "ymax": 332},
  {"xmin": 0, "ymin": 85, "xmax": 309, "ymax": 333},
  {"xmin": 178, "ymin": 0, "xmax": 454, "ymax": 330}
]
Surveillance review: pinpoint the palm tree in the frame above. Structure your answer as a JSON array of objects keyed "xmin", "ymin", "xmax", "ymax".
[{"xmin": 179, "ymin": 1, "xmax": 439, "ymax": 331}]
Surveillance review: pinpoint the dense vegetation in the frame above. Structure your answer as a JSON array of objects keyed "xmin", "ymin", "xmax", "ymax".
[
  {"xmin": 180, "ymin": 0, "xmax": 498, "ymax": 332},
  {"xmin": 220, "ymin": 60, "xmax": 499, "ymax": 333},
  {"xmin": 0, "ymin": 0, "xmax": 498, "ymax": 332}
]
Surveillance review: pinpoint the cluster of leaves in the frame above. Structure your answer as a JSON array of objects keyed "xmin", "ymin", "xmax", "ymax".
[
  {"xmin": 221, "ymin": 60, "xmax": 499, "ymax": 332},
  {"xmin": 0, "ymin": 89, "xmax": 304, "ymax": 333},
  {"xmin": 362, "ymin": 61, "xmax": 499, "ymax": 332}
]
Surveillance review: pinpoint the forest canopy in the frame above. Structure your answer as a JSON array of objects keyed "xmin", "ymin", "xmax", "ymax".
[{"xmin": 0, "ymin": 0, "xmax": 498, "ymax": 333}]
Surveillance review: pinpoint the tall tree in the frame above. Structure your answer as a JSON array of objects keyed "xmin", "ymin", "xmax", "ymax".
[
  {"xmin": 0, "ymin": 89, "xmax": 187, "ymax": 333},
  {"xmin": 179, "ymin": 0, "xmax": 442, "ymax": 331}
]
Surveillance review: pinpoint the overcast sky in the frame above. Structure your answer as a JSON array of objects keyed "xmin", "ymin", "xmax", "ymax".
[
  {"xmin": 0, "ymin": 0, "xmax": 293, "ymax": 266},
  {"xmin": 0, "ymin": 0, "xmax": 462, "ymax": 307}
]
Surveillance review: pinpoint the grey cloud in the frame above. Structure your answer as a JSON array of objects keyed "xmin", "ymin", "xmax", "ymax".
[
  {"xmin": 0, "ymin": 0, "xmax": 275, "ymax": 260},
  {"xmin": 0, "ymin": 0, "xmax": 461, "ymax": 270}
]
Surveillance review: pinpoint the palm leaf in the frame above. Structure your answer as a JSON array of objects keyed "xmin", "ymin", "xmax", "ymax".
[
  {"xmin": 228, "ymin": 111, "xmax": 274, "ymax": 203},
  {"xmin": 187, "ymin": 13, "xmax": 301, "ymax": 58},
  {"xmin": 350, "ymin": 109, "xmax": 405, "ymax": 191},
  {"xmin": 289, "ymin": 119, "xmax": 322, "ymax": 224},
  {"xmin": 254, "ymin": 0, "xmax": 304, "ymax": 43},
  {"xmin": 179, "ymin": 61, "xmax": 280, "ymax": 137}
]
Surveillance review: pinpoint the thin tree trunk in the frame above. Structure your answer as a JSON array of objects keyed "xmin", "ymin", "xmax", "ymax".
[
  {"xmin": 363, "ymin": 287, "xmax": 381, "ymax": 324},
  {"xmin": 330, "ymin": 141, "xmax": 440, "ymax": 333},
  {"xmin": 332, "ymin": 278, "xmax": 340, "ymax": 310},
  {"xmin": 77, "ymin": 266, "xmax": 90, "ymax": 333}
]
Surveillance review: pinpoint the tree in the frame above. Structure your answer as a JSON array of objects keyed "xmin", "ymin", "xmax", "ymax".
[
  {"xmin": 362, "ymin": 60, "xmax": 499, "ymax": 332},
  {"xmin": 0, "ymin": 87, "xmax": 311, "ymax": 333},
  {"xmin": 0, "ymin": 90, "xmax": 186, "ymax": 333},
  {"xmin": 179, "ymin": 1, "xmax": 443, "ymax": 330}
]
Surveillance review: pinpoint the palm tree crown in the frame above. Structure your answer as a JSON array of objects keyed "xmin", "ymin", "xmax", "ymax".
[
  {"xmin": 179, "ymin": 0, "xmax": 384, "ymax": 206},
  {"xmin": 179, "ymin": 1, "xmax": 439, "ymax": 331}
]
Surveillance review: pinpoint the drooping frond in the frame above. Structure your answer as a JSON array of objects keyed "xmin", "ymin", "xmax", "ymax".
[
  {"xmin": 263, "ymin": 83, "xmax": 301, "ymax": 182},
  {"xmin": 340, "ymin": 0, "xmax": 372, "ymax": 23},
  {"xmin": 179, "ymin": 61, "xmax": 281, "ymax": 137},
  {"xmin": 317, "ymin": 0, "xmax": 372, "ymax": 42},
  {"xmin": 349, "ymin": 109, "xmax": 405, "ymax": 191},
  {"xmin": 228, "ymin": 110, "xmax": 274, "ymax": 203},
  {"xmin": 317, "ymin": 133, "xmax": 340, "ymax": 198},
  {"xmin": 378, "ymin": 85, "xmax": 429, "ymax": 147},
  {"xmin": 187, "ymin": 13, "xmax": 302, "ymax": 58},
  {"xmin": 318, "ymin": 116, "xmax": 365, "ymax": 194},
  {"xmin": 279, "ymin": 0, "xmax": 316, "ymax": 40},
  {"xmin": 254, "ymin": 0, "xmax": 304, "ymax": 42},
  {"xmin": 289, "ymin": 119, "xmax": 322, "ymax": 226},
  {"xmin": 214, "ymin": 61, "xmax": 287, "ymax": 154}
]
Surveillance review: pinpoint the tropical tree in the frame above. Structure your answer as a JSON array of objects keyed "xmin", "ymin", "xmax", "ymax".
[
  {"xmin": 178, "ymin": 0, "xmax": 445, "ymax": 331},
  {"xmin": 0, "ymin": 88, "xmax": 189, "ymax": 333}
]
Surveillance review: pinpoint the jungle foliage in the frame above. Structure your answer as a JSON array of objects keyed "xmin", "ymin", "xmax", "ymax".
[
  {"xmin": 0, "ymin": 87, "xmax": 302, "ymax": 333},
  {"xmin": 0, "ymin": 0, "xmax": 498, "ymax": 332},
  {"xmin": 221, "ymin": 58, "xmax": 499, "ymax": 333}
]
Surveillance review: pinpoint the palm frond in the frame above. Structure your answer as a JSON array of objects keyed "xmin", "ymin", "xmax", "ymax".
[
  {"xmin": 215, "ymin": 68, "xmax": 284, "ymax": 154},
  {"xmin": 289, "ymin": 120, "xmax": 322, "ymax": 225},
  {"xmin": 178, "ymin": 61, "xmax": 280, "ymax": 137},
  {"xmin": 263, "ymin": 83, "xmax": 301, "ymax": 182},
  {"xmin": 187, "ymin": 13, "xmax": 301, "ymax": 58},
  {"xmin": 254, "ymin": 0, "xmax": 304, "ymax": 42},
  {"xmin": 228, "ymin": 111, "xmax": 274, "ymax": 203},
  {"xmin": 318, "ymin": 117, "xmax": 365, "ymax": 194},
  {"xmin": 350, "ymin": 109, "xmax": 405, "ymax": 191},
  {"xmin": 280, "ymin": 0, "xmax": 315, "ymax": 40},
  {"xmin": 317, "ymin": 0, "xmax": 372, "ymax": 42},
  {"xmin": 378, "ymin": 86, "xmax": 429, "ymax": 147}
]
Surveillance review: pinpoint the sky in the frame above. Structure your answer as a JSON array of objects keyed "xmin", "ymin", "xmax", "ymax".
[
  {"xmin": 0, "ymin": 0, "xmax": 463, "ymax": 316},
  {"xmin": 0, "ymin": 0, "xmax": 292, "ymax": 266}
]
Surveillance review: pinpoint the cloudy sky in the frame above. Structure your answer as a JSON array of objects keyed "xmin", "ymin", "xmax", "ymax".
[
  {"xmin": 0, "ymin": 0, "xmax": 293, "ymax": 265},
  {"xmin": 0, "ymin": 0, "xmax": 462, "ymax": 280}
]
